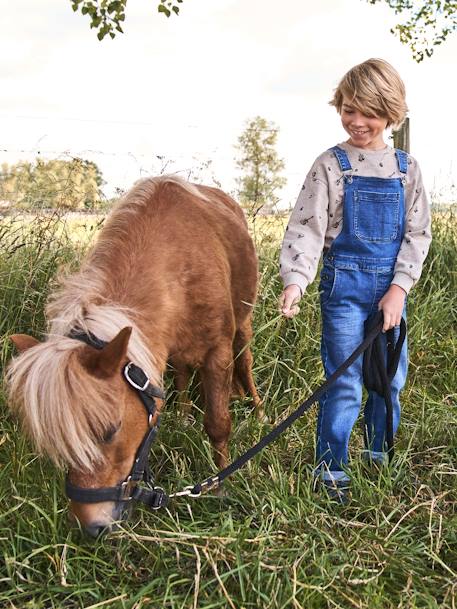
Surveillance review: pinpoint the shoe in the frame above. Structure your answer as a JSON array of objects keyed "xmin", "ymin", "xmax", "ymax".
[
  {"xmin": 321, "ymin": 479, "xmax": 351, "ymax": 505},
  {"xmin": 361, "ymin": 449, "xmax": 389, "ymax": 468}
]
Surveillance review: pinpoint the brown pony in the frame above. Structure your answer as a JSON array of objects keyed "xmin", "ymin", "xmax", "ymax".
[{"xmin": 7, "ymin": 176, "xmax": 261, "ymax": 535}]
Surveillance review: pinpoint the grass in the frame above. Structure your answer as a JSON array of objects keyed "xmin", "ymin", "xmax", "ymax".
[{"xmin": 0, "ymin": 208, "xmax": 456, "ymax": 608}]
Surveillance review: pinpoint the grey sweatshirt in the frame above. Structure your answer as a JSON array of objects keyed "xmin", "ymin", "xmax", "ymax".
[{"xmin": 280, "ymin": 141, "xmax": 432, "ymax": 295}]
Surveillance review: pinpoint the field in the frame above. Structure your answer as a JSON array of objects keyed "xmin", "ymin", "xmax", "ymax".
[{"xmin": 0, "ymin": 208, "xmax": 456, "ymax": 609}]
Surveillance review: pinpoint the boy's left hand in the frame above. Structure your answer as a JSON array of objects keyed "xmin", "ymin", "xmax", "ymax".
[{"xmin": 378, "ymin": 284, "xmax": 406, "ymax": 332}]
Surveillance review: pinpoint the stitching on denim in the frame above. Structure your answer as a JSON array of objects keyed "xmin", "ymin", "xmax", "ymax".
[
  {"xmin": 395, "ymin": 149, "xmax": 408, "ymax": 174},
  {"xmin": 357, "ymin": 191, "xmax": 400, "ymax": 201},
  {"xmin": 371, "ymin": 268, "xmax": 378, "ymax": 313},
  {"xmin": 354, "ymin": 199, "xmax": 400, "ymax": 243},
  {"xmin": 317, "ymin": 331, "xmax": 329, "ymax": 462},
  {"xmin": 331, "ymin": 146, "xmax": 352, "ymax": 172},
  {"xmin": 320, "ymin": 267, "xmax": 338, "ymax": 305}
]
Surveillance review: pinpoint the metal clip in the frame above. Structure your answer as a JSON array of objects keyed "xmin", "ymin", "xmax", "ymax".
[
  {"xmin": 124, "ymin": 362, "xmax": 149, "ymax": 391},
  {"xmin": 169, "ymin": 485, "xmax": 202, "ymax": 499},
  {"xmin": 200, "ymin": 476, "xmax": 219, "ymax": 490}
]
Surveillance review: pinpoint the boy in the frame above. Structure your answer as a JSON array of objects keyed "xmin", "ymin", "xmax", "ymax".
[{"xmin": 279, "ymin": 59, "xmax": 431, "ymax": 501}]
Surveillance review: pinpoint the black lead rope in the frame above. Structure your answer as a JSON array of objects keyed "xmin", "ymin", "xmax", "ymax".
[
  {"xmin": 363, "ymin": 315, "xmax": 407, "ymax": 461},
  {"xmin": 187, "ymin": 310, "xmax": 406, "ymax": 497},
  {"xmin": 65, "ymin": 312, "xmax": 406, "ymax": 508}
]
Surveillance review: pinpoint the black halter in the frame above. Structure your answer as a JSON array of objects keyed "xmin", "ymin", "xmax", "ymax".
[{"xmin": 65, "ymin": 330, "xmax": 168, "ymax": 510}]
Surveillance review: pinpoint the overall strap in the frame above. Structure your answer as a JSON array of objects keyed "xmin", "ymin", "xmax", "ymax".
[
  {"xmin": 395, "ymin": 149, "xmax": 408, "ymax": 174},
  {"xmin": 330, "ymin": 146, "xmax": 352, "ymax": 172}
]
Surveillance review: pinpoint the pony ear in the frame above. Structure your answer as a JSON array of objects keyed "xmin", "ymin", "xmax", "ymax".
[
  {"xmin": 10, "ymin": 334, "xmax": 40, "ymax": 353},
  {"xmin": 81, "ymin": 327, "xmax": 132, "ymax": 379}
]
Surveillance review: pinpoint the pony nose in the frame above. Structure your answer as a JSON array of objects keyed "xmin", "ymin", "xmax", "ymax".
[{"xmin": 85, "ymin": 522, "xmax": 111, "ymax": 538}]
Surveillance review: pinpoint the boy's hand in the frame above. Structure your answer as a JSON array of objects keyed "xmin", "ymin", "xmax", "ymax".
[
  {"xmin": 279, "ymin": 284, "xmax": 302, "ymax": 318},
  {"xmin": 378, "ymin": 284, "xmax": 406, "ymax": 331}
]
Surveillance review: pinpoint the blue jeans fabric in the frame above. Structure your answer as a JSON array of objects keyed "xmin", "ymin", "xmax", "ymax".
[
  {"xmin": 315, "ymin": 146, "xmax": 409, "ymax": 483},
  {"xmin": 317, "ymin": 258, "xmax": 408, "ymax": 480}
]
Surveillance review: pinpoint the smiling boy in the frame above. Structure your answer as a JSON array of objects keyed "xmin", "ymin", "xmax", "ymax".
[{"xmin": 278, "ymin": 59, "xmax": 431, "ymax": 501}]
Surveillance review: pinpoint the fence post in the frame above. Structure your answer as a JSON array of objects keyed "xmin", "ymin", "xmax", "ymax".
[{"xmin": 393, "ymin": 118, "xmax": 410, "ymax": 153}]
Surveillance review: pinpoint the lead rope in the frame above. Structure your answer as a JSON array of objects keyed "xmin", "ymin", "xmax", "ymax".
[
  {"xmin": 169, "ymin": 310, "xmax": 406, "ymax": 500},
  {"xmin": 363, "ymin": 314, "xmax": 407, "ymax": 461}
]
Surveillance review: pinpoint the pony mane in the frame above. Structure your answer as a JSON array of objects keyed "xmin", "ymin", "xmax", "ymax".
[
  {"xmin": 115, "ymin": 175, "xmax": 209, "ymax": 215},
  {"xmin": 7, "ymin": 277, "xmax": 159, "ymax": 472},
  {"xmin": 7, "ymin": 175, "xmax": 203, "ymax": 471}
]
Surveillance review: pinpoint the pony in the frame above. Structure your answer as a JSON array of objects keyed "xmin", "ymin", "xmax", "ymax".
[{"xmin": 6, "ymin": 176, "xmax": 262, "ymax": 536}]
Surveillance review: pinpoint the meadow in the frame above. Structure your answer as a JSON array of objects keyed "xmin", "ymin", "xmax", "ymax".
[{"xmin": 0, "ymin": 206, "xmax": 456, "ymax": 609}]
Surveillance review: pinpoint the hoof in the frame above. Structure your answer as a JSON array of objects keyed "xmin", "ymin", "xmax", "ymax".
[
  {"xmin": 255, "ymin": 408, "xmax": 269, "ymax": 424},
  {"xmin": 179, "ymin": 411, "xmax": 195, "ymax": 427}
]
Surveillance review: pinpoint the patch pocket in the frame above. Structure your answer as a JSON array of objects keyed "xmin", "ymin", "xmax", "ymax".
[
  {"xmin": 354, "ymin": 190, "xmax": 400, "ymax": 243},
  {"xmin": 319, "ymin": 265, "xmax": 338, "ymax": 305}
]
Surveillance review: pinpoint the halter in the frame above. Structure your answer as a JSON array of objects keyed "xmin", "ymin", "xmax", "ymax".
[{"xmin": 64, "ymin": 330, "xmax": 168, "ymax": 510}]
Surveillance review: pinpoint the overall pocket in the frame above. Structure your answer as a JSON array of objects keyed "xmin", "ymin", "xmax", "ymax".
[
  {"xmin": 319, "ymin": 265, "xmax": 338, "ymax": 305},
  {"xmin": 354, "ymin": 190, "xmax": 400, "ymax": 243}
]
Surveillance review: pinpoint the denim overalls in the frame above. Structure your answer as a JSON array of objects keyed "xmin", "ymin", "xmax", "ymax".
[{"xmin": 317, "ymin": 145, "xmax": 408, "ymax": 482}]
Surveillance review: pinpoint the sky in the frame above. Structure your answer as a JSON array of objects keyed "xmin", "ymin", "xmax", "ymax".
[{"xmin": 1, "ymin": 0, "xmax": 456, "ymax": 208}]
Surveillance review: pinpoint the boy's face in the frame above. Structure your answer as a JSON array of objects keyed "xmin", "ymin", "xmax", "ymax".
[{"xmin": 340, "ymin": 98, "xmax": 388, "ymax": 150}]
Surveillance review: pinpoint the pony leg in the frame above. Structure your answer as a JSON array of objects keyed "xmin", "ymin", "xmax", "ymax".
[
  {"xmin": 172, "ymin": 363, "xmax": 193, "ymax": 419},
  {"xmin": 201, "ymin": 344, "xmax": 233, "ymax": 470},
  {"xmin": 233, "ymin": 323, "xmax": 264, "ymax": 420}
]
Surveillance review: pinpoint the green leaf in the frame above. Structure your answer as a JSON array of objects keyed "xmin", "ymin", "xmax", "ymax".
[{"xmin": 158, "ymin": 4, "xmax": 171, "ymax": 17}]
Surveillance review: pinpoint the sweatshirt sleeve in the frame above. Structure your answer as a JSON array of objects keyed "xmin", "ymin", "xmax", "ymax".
[
  {"xmin": 279, "ymin": 158, "xmax": 329, "ymax": 295},
  {"xmin": 392, "ymin": 158, "xmax": 432, "ymax": 293}
]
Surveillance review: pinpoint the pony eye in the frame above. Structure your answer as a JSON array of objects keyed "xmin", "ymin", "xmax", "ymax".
[{"xmin": 102, "ymin": 424, "xmax": 120, "ymax": 444}]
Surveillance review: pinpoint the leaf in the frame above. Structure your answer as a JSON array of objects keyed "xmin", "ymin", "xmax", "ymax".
[{"xmin": 158, "ymin": 4, "xmax": 171, "ymax": 17}]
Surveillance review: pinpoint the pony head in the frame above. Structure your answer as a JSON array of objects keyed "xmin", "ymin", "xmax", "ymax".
[{"xmin": 7, "ymin": 319, "xmax": 161, "ymax": 537}]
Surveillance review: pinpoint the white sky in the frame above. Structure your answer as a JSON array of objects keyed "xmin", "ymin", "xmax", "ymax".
[{"xmin": 1, "ymin": 0, "xmax": 456, "ymax": 207}]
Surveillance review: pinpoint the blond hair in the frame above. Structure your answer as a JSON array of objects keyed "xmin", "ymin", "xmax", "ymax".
[{"xmin": 330, "ymin": 59, "xmax": 408, "ymax": 129}]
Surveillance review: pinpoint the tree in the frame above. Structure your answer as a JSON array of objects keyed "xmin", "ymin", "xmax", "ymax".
[
  {"xmin": 0, "ymin": 158, "xmax": 105, "ymax": 210},
  {"xmin": 235, "ymin": 117, "xmax": 286, "ymax": 216},
  {"xmin": 367, "ymin": 0, "xmax": 457, "ymax": 61},
  {"xmin": 70, "ymin": 0, "xmax": 183, "ymax": 40},
  {"xmin": 69, "ymin": 1, "xmax": 456, "ymax": 62}
]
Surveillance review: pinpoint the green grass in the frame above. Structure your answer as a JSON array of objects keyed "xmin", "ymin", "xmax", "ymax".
[{"xmin": 0, "ymin": 209, "xmax": 456, "ymax": 608}]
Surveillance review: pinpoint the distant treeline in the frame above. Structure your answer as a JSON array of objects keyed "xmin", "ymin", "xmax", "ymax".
[{"xmin": 0, "ymin": 158, "xmax": 111, "ymax": 211}]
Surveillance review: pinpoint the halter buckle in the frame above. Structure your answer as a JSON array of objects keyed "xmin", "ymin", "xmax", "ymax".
[
  {"xmin": 120, "ymin": 476, "xmax": 137, "ymax": 501},
  {"xmin": 150, "ymin": 486, "xmax": 166, "ymax": 510},
  {"xmin": 124, "ymin": 362, "xmax": 150, "ymax": 392}
]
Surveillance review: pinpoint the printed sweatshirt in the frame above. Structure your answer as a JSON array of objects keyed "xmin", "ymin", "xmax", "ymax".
[{"xmin": 280, "ymin": 141, "xmax": 432, "ymax": 295}]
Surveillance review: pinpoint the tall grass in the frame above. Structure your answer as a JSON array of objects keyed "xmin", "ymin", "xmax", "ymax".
[{"xmin": 0, "ymin": 209, "xmax": 456, "ymax": 609}]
